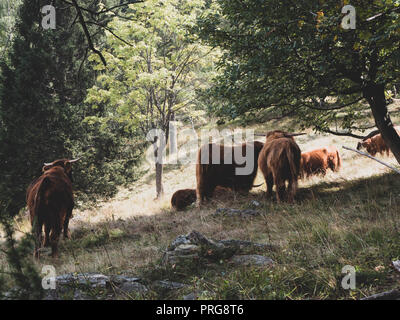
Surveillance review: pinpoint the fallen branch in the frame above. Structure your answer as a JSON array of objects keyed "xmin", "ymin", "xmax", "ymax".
[{"xmin": 342, "ymin": 146, "xmax": 400, "ymax": 174}]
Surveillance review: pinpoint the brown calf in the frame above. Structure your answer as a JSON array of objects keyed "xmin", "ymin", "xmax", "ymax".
[{"xmin": 171, "ymin": 189, "xmax": 196, "ymax": 211}]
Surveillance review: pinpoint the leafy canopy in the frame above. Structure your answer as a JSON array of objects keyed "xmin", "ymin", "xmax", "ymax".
[
  {"xmin": 197, "ymin": 0, "xmax": 400, "ymax": 133},
  {"xmin": 86, "ymin": 0, "xmax": 218, "ymax": 136}
]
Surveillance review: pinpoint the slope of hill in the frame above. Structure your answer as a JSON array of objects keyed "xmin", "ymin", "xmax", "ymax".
[{"xmin": 2, "ymin": 115, "xmax": 400, "ymax": 299}]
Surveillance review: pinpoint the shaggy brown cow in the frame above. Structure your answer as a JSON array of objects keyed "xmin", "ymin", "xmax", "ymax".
[
  {"xmin": 300, "ymin": 146, "xmax": 341, "ymax": 178},
  {"xmin": 171, "ymin": 189, "xmax": 196, "ymax": 211},
  {"xmin": 258, "ymin": 131, "xmax": 302, "ymax": 203},
  {"xmin": 27, "ymin": 158, "xmax": 79, "ymax": 258},
  {"xmin": 196, "ymin": 141, "xmax": 264, "ymax": 205},
  {"xmin": 300, "ymin": 148, "xmax": 329, "ymax": 178},
  {"xmin": 357, "ymin": 128, "xmax": 400, "ymax": 156}
]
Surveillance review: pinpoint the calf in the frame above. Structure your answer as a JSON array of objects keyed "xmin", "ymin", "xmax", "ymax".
[{"xmin": 171, "ymin": 189, "xmax": 196, "ymax": 211}]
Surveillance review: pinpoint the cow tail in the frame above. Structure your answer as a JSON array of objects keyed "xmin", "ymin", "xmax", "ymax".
[
  {"xmin": 32, "ymin": 177, "xmax": 50, "ymax": 256},
  {"xmin": 33, "ymin": 178, "xmax": 50, "ymax": 232},
  {"xmin": 288, "ymin": 147, "xmax": 299, "ymax": 182}
]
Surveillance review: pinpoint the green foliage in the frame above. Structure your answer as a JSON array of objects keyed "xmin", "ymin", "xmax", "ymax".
[
  {"xmin": 85, "ymin": 0, "xmax": 218, "ymax": 196},
  {"xmin": 0, "ymin": 0, "xmax": 21, "ymax": 57},
  {"xmin": 0, "ymin": 0, "xmax": 144, "ymax": 216},
  {"xmin": 86, "ymin": 0, "xmax": 218, "ymax": 138},
  {"xmin": 0, "ymin": 214, "xmax": 43, "ymax": 299},
  {"xmin": 0, "ymin": 0, "xmax": 143, "ymax": 298},
  {"xmin": 197, "ymin": 0, "xmax": 400, "ymax": 132}
]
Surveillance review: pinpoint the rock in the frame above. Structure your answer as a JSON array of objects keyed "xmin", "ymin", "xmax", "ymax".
[
  {"xmin": 110, "ymin": 275, "xmax": 141, "ymax": 285},
  {"xmin": 4, "ymin": 272, "xmax": 150, "ymax": 300},
  {"xmin": 73, "ymin": 289, "xmax": 91, "ymax": 300},
  {"xmin": 187, "ymin": 230, "xmax": 212, "ymax": 246},
  {"xmin": 164, "ymin": 230, "xmax": 273, "ymax": 266},
  {"xmin": 169, "ymin": 234, "xmax": 192, "ymax": 250},
  {"xmin": 183, "ymin": 292, "xmax": 197, "ymax": 300},
  {"xmin": 230, "ymin": 255, "xmax": 274, "ymax": 267},
  {"xmin": 214, "ymin": 208, "xmax": 260, "ymax": 218},
  {"xmin": 153, "ymin": 280, "xmax": 186, "ymax": 291},
  {"xmin": 174, "ymin": 244, "xmax": 201, "ymax": 255},
  {"xmin": 56, "ymin": 273, "xmax": 109, "ymax": 288},
  {"xmin": 118, "ymin": 282, "xmax": 148, "ymax": 295},
  {"xmin": 43, "ymin": 272, "xmax": 147, "ymax": 300}
]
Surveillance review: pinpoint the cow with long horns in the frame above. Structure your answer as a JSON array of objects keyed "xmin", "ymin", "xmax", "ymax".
[
  {"xmin": 27, "ymin": 158, "xmax": 80, "ymax": 258},
  {"xmin": 196, "ymin": 141, "xmax": 264, "ymax": 205},
  {"xmin": 257, "ymin": 131, "xmax": 303, "ymax": 203}
]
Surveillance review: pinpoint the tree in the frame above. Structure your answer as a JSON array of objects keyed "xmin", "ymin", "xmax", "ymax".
[
  {"xmin": 197, "ymin": 0, "xmax": 400, "ymax": 163},
  {"xmin": 0, "ymin": 0, "xmax": 144, "ymax": 295},
  {"xmin": 0, "ymin": 0, "xmax": 21, "ymax": 57},
  {"xmin": 59, "ymin": 0, "xmax": 144, "ymax": 66},
  {"xmin": 0, "ymin": 0, "xmax": 145, "ymax": 216},
  {"xmin": 86, "ymin": 0, "xmax": 216, "ymax": 198}
]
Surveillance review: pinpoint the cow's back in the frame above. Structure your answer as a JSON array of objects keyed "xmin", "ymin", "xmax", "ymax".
[
  {"xmin": 28, "ymin": 168, "xmax": 73, "ymax": 224},
  {"xmin": 263, "ymin": 138, "xmax": 301, "ymax": 180}
]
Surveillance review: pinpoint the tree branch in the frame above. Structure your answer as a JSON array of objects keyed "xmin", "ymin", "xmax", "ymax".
[{"xmin": 71, "ymin": 0, "xmax": 107, "ymax": 66}]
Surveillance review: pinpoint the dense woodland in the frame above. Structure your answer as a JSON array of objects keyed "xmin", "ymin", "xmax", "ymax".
[{"xmin": 0, "ymin": 0, "xmax": 399, "ymax": 299}]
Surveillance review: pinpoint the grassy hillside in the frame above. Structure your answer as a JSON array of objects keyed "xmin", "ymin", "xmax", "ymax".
[{"xmin": 2, "ymin": 107, "xmax": 400, "ymax": 299}]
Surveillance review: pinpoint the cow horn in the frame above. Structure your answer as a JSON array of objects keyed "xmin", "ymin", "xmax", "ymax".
[
  {"xmin": 286, "ymin": 132, "xmax": 306, "ymax": 137},
  {"xmin": 68, "ymin": 157, "xmax": 81, "ymax": 163},
  {"xmin": 43, "ymin": 161, "xmax": 55, "ymax": 166},
  {"xmin": 253, "ymin": 182, "xmax": 264, "ymax": 187}
]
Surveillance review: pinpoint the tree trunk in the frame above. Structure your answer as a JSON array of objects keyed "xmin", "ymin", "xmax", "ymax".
[
  {"xmin": 155, "ymin": 162, "xmax": 164, "ymax": 199},
  {"xmin": 363, "ymin": 83, "xmax": 400, "ymax": 164},
  {"xmin": 153, "ymin": 139, "xmax": 164, "ymax": 199}
]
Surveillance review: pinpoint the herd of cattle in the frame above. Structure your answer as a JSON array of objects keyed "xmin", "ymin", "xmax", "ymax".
[
  {"xmin": 26, "ymin": 129, "xmax": 396, "ymax": 259},
  {"xmin": 171, "ymin": 129, "xmax": 399, "ymax": 210}
]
